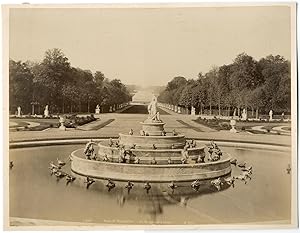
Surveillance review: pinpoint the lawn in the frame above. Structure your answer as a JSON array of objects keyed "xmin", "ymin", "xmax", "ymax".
[
  {"xmin": 193, "ymin": 117, "xmax": 291, "ymax": 135},
  {"xmin": 9, "ymin": 118, "xmax": 59, "ymax": 131},
  {"xmin": 9, "ymin": 121, "xmax": 29, "ymax": 128},
  {"xmin": 9, "ymin": 115, "xmax": 97, "ymax": 131}
]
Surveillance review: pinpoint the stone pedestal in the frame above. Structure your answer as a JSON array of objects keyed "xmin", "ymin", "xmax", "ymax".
[
  {"xmin": 95, "ymin": 108, "xmax": 100, "ymax": 114},
  {"xmin": 230, "ymin": 119, "xmax": 237, "ymax": 133},
  {"xmin": 174, "ymin": 106, "xmax": 178, "ymax": 112},
  {"xmin": 44, "ymin": 111, "xmax": 49, "ymax": 117},
  {"xmin": 109, "ymin": 106, "xmax": 113, "ymax": 112},
  {"xmin": 59, "ymin": 116, "xmax": 66, "ymax": 131},
  {"xmin": 17, "ymin": 107, "xmax": 21, "ymax": 117}
]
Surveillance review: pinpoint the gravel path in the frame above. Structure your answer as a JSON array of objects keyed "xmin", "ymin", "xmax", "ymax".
[{"xmin": 9, "ymin": 121, "xmax": 18, "ymax": 127}]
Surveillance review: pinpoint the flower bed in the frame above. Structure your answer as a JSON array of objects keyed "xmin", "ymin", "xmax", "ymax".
[
  {"xmin": 9, "ymin": 114, "xmax": 97, "ymax": 131},
  {"xmin": 64, "ymin": 114, "xmax": 96, "ymax": 128},
  {"xmin": 193, "ymin": 117, "xmax": 231, "ymax": 131}
]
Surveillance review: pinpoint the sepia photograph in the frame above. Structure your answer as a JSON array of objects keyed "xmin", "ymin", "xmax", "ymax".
[{"xmin": 3, "ymin": 2, "xmax": 297, "ymax": 229}]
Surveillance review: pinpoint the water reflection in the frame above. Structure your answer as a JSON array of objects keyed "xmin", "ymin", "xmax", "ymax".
[{"xmin": 66, "ymin": 172, "xmax": 233, "ymax": 221}]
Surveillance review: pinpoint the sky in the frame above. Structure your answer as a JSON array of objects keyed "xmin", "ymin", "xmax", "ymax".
[{"xmin": 9, "ymin": 5, "xmax": 292, "ymax": 87}]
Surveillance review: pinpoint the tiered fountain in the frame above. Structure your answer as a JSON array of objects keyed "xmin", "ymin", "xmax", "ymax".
[{"xmin": 70, "ymin": 96, "xmax": 232, "ymax": 193}]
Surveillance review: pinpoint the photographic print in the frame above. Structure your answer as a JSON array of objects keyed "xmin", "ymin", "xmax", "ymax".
[{"xmin": 3, "ymin": 3, "xmax": 297, "ymax": 229}]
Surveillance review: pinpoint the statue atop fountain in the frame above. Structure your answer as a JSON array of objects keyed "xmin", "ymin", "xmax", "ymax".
[{"xmin": 139, "ymin": 95, "xmax": 165, "ymax": 136}]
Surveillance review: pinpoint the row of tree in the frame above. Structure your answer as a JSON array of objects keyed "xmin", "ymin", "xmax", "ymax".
[
  {"xmin": 9, "ymin": 48, "xmax": 132, "ymax": 115},
  {"xmin": 158, "ymin": 53, "xmax": 291, "ymax": 117}
]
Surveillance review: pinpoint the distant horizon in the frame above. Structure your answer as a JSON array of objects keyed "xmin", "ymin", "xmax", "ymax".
[{"xmin": 9, "ymin": 6, "xmax": 291, "ymax": 86}]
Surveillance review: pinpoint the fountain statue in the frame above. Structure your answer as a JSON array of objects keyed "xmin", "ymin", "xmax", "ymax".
[{"xmin": 147, "ymin": 95, "xmax": 160, "ymax": 122}]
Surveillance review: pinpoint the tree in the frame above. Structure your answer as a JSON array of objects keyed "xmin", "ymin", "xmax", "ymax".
[
  {"xmin": 248, "ymin": 86, "xmax": 267, "ymax": 119},
  {"xmin": 9, "ymin": 48, "xmax": 132, "ymax": 115},
  {"xmin": 34, "ymin": 48, "xmax": 72, "ymax": 112},
  {"xmin": 94, "ymin": 71, "xmax": 105, "ymax": 84},
  {"xmin": 258, "ymin": 55, "xmax": 290, "ymax": 111},
  {"xmin": 276, "ymin": 70, "xmax": 291, "ymax": 112},
  {"xmin": 9, "ymin": 60, "xmax": 33, "ymax": 113},
  {"xmin": 158, "ymin": 53, "xmax": 290, "ymax": 116},
  {"xmin": 61, "ymin": 84, "xmax": 78, "ymax": 113},
  {"xmin": 158, "ymin": 76, "xmax": 188, "ymax": 106},
  {"xmin": 166, "ymin": 76, "xmax": 187, "ymax": 91},
  {"xmin": 218, "ymin": 65, "xmax": 233, "ymax": 116},
  {"xmin": 204, "ymin": 68, "xmax": 219, "ymax": 115},
  {"xmin": 179, "ymin": 85, "xmax": 193, "ymax": 108},
  {"xmin": 230, "ymin": 53, "xmax": 263, "ymax": 91}
]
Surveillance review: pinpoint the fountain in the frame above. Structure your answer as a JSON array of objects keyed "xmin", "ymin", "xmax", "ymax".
[{"xmin": 70, "ymin": 96, "xmax": 232, "ymax": 191}]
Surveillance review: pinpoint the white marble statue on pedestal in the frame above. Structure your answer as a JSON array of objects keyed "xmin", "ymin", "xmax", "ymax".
[
  {"xmin": 17, "ymin": 106, "xmax": 21, "ymax": 117},
  {"xmin": 230, "ymin": 118, "xmax": 237, "ymax": 133},
  {"xmin": 44, "ymin": 105, "xmax": 49, "ymax": 117},
  {"xmin": 95, "ymin": 104, "xmax": 100, "ymax": 114},
  {"xmin": 191, "ymin": 106, "xmax": 196, "ymax": 116},
  {"xmin": 59, "ymin": 115, "xmax": 66, "ymax": 131},
  {"xmin": 269, "ymin": 110, "xmax": 273, "ymax": 121},
  {"xmin": 241, "ymin": 108, "xmax": 247, "ymax": 121},
  {"xmin": 233, "ymin": 108, "xmax": 237, "ymax": 117}
]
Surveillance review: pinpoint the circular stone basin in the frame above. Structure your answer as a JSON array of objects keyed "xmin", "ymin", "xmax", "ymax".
[
  {"xmin": 9, "ymin": 141, "xmax": 291, "ymax": 225},
  {"xmin": 71, "ymin": 146, "xmax": 231, "ymax": 182}
]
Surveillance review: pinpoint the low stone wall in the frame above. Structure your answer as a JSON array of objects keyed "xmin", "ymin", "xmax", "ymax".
[
  {"xmin": 118, "ymin": 133, "xmax": 186, "ymax": 149},
  {"xmin": 71, "ymin": 150, "xmax": 231, "ymax": 182}
]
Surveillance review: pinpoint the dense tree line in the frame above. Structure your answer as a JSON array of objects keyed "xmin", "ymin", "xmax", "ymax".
[
  {"xmin": 9, "ymin": 48, "xmax": 132, "ymax": 115},
  {"xmin": 158, "ymin": 53, "xmax": 291, "ymax": 117}
]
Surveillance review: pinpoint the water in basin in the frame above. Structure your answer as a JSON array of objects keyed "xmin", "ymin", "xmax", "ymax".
[{"xmin": 9, "ymin": 144, "xmax": 291, "ymax": 225}]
